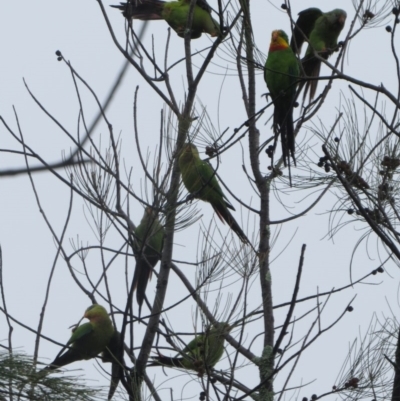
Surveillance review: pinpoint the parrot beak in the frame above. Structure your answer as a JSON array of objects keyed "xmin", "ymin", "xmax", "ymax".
[{"xmin": 338, "ymin": 14, "xmax": 347, "ymax": 26}]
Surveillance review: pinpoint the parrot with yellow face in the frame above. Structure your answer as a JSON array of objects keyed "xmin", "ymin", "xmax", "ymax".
[{"xmin": 43, "ymin": 304, "xmax": 114, "ymax": 371}]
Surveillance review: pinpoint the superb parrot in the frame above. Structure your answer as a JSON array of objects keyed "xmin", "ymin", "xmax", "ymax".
[
  {"xmin": 179, "ymin": 143, "xmax": 249, "ymax": 244},
  {"xmin": 290, "ymin": 8, "xmax": 347, "ymax": 101},
  {"xmin": 111, "ymin": 0, "xmax": 220, "ymax": 39},
  {"xmin": 43, "ymin": 304, "xmax": 114, "ymax": 371},
  {"xmin": 264, "ymin": 30, "xmax": 300, "ymax": 167},
  {"xmin": 132, "ymin": 207, "xmax": 165, "ymax": 317},
  {"xmin": 151, "ymin": 322, "xmax": 231, "ymax": 374}
]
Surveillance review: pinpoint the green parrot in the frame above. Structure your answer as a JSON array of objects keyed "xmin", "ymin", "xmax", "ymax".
[
  {"xmin": 179, "ymin": 143, "xmax": 249, "ymax": 244},
  {"xmin": 111, "ymin": 0, "xmax": 220, "ymax": 39},
  {"xmin": 150, "ymin": 323, "xmax": 231, "ymax": 374},
  {"xmin": 264, "ymin": 30, "xmax": 300, "ymax": 167},
  {"xmin": 43, "ymin": 304, "xmax": 114, "ymax": 371},
  {"xmin": 132, "ymin": 207, "xmax": 165, "ymax": 317},
  {"xmin": 290, "ymin": 8, "xmax": 347, "ymax": 101}
]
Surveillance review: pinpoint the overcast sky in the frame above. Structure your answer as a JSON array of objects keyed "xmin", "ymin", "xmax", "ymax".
[{"xmin": 0, "ymin": 0, "xmax": 399, "ymax": 399}]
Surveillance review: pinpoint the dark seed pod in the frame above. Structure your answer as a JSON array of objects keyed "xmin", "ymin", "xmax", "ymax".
[
  {"xmin": 363, "ymin": 10, "xmax": 375, "ymax": 20},
  {"xmin": 349, "ymin": 378, "xmax": 360, "ymax": 387},
  {"xmin": 205, "ymin": 146, "xmax": 215, "ymax": 157}
]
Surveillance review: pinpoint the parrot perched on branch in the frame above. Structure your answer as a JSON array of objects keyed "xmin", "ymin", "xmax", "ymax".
[
  {"xmin": 132, "ymin": 207, "xmax": 165, "ymax": 317},
  {"xmin": 264, "ymin": 30, "xmax": 300, "ymax": 168},
  {"xmin": 43, "ymin": 304, "xmax": 114, "ymax": 371},
  {"xmin": 290, "ymin": 8, "xmax": 347, "ymax": 101},
  {"xmin": 111, "ymin": 0, "xmax": 220, "ymax": 39},
  {"xmin": 179, "ymin": 143, "xmax": 249, "ymax": 244},
  {"xmin": 150, "ymin": 322, "xmax": 231, "ymax": 374}
]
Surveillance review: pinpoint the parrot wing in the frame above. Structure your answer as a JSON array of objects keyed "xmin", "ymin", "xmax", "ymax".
[
  {"xmin": 190, "ymin": 0, "xmax": 212, "ymax": 13},
  {"xmin": 290, "ymin": 8, "xmax": 323, "ymax": 54},
  {"xmin": 67, "ymin": 322, "xmax": 94, "ymax": 345},
  {"xmin": 196, "ymin": 160, "xmax": 235, "ymax": 211},
  {"xmin": 110, "ymin": 0, "xmax": 165, "ymax": 20}
]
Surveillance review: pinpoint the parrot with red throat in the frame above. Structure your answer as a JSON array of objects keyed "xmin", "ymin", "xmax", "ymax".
[
  {"xmin": 111, "ymin": 0, "xmax": 220, "ymax": 39},
  {"xmin": 179, "ymin": 143, "xmax": 249, "ymax": 244},
  {"xmin": 290, "ymin": 8, "xmax": 347, "ymax": 101},
  {"xmin": 43, "ymin": 304, "xmax": 114, "ymax": 371},
  {"xmin": 264, "ymin": 30, "xmax": 300, "ymax": 168}
]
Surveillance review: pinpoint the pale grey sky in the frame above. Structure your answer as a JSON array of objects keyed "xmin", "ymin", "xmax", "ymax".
[{"xmin": 0, "ymin": 0, "xmax": 398, "ymax": 399}]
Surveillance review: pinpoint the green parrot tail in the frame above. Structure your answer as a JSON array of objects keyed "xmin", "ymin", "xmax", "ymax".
[
  {"xmin": 42, "ymin": 350, "xmax": 80, "ymax": 371},
  {"xmin": 213, "ymin": 203, "xmax": 249, "ymax": 244},
  {"xmin": 150, "ymin": 355, "xmax": 185, "ymax": 368},
  {"xmin": 101, "ymin": 331, "xmax": 124, "ymax": 401},
  {"xmin": 298, "ymin": 54, "xmax": 323, "ymax": 102},
  {"xmin": 273, "ymin": 106, "xmax": 296, "ymax": 168},
  {"xmin": 132, "ymin": 259, "xmax": 153, "ymax": 318},
  {"xmin": 111, "ymin": 0, "xmax": 165, "ymax": 20}
]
